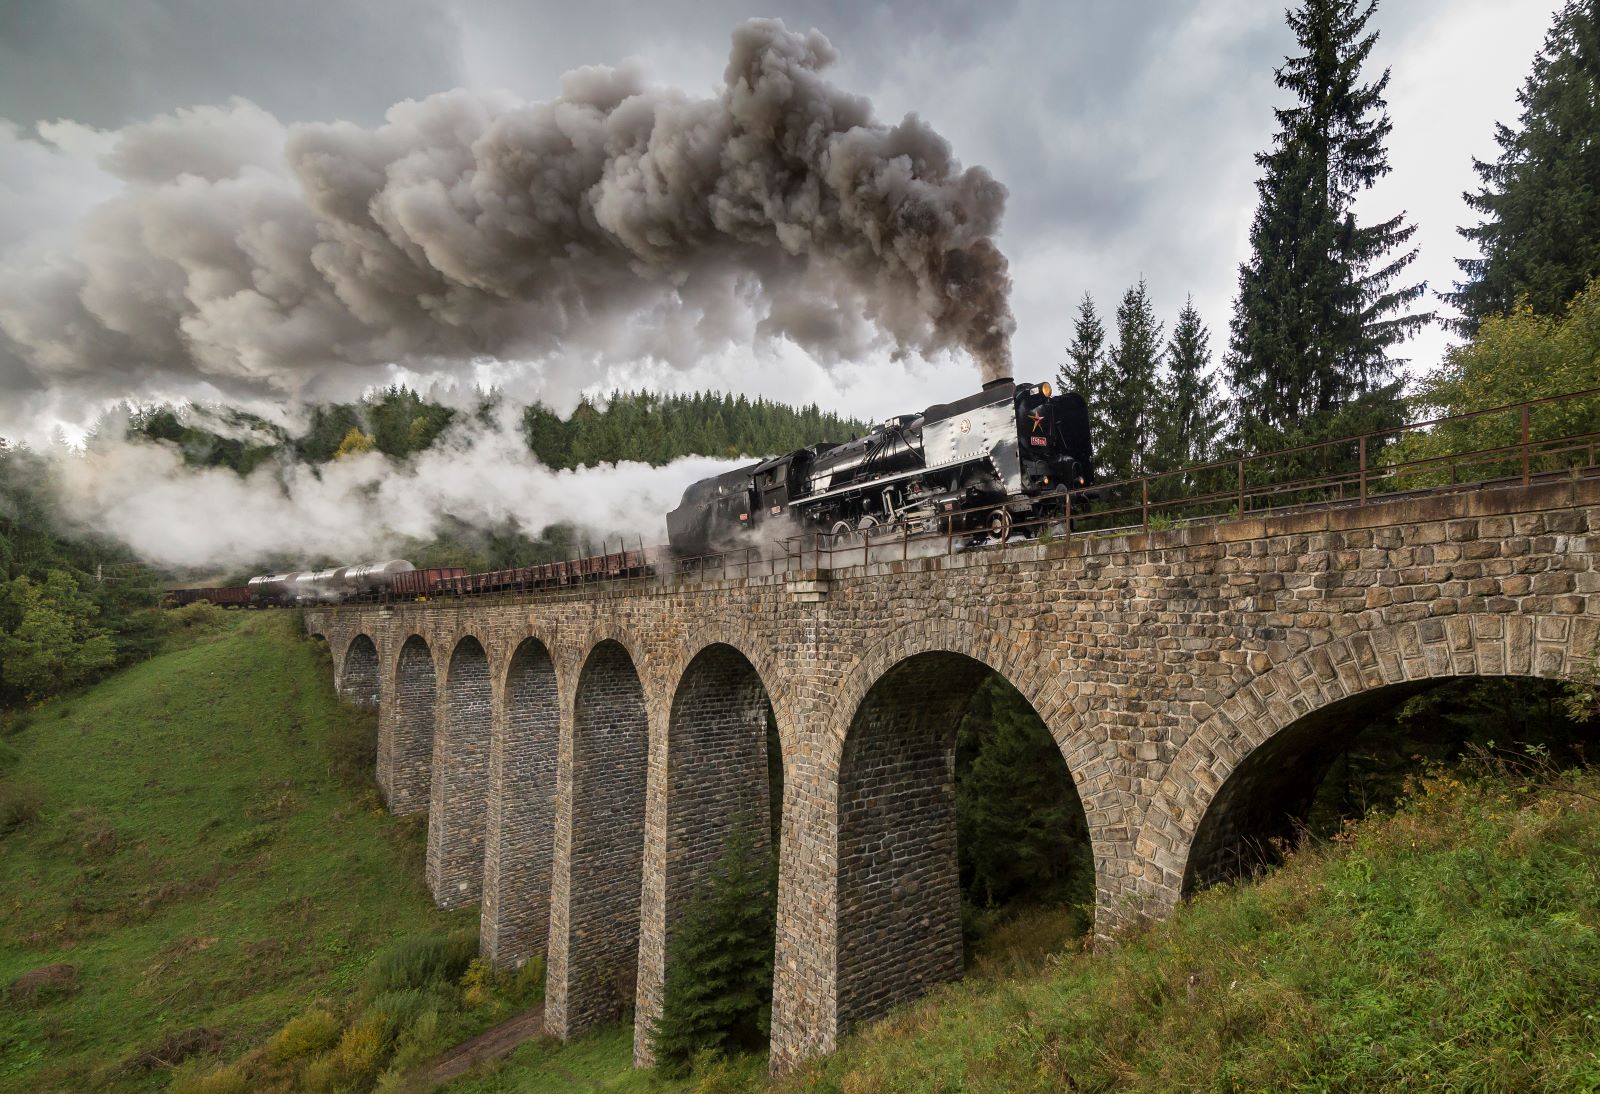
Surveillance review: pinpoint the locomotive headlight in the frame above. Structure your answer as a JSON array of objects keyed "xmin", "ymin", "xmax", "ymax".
[{"xmin": 1039, "ymin": 382, "xmax": 1052, "ymax": 397}]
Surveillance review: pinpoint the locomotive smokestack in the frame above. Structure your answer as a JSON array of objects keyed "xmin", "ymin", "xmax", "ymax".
[{"xmin": 982, "ymin": 376, "xmax": 1014, "ymax": 390}]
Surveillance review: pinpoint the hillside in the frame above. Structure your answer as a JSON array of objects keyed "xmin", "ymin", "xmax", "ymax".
[
  {"xmin": 0, "ymin": 611, "xmax": 482, "ymax": 1090},
  {"xmin": 779, "ymin": 764, "xmax": 1600, "ymax": 1093}
]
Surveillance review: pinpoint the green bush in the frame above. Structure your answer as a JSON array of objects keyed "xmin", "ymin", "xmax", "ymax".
[
  {"xmin": 266, "ymin": 1006, "xmax": 341, "ymax": 1063},
  {"xmin": 360, "ymin": 928, "xmax": 479, "ymax": 999}
]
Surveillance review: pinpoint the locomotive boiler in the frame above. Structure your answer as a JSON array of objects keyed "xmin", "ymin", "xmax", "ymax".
[{"xmin": 666, "ymin": 377, "xmax": 1094, "ymax": 556}]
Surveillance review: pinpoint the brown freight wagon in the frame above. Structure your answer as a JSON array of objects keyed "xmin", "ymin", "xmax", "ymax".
[{"xmin": 388, "ymin": 567, "xmax": 467, "ymax": 600}]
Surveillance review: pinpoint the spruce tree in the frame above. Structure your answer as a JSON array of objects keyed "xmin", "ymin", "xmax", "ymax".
[
  {"xmin": 1449, "ymin": 1, "xmax": 1600, "ymax": 333},
  {"xmin": 1152, "ymin": 297, "xmax": 1224, "ymax": 474},
  {"xmin": 1098, "ymin": 279, "xmax": 1164, "ymax": 482},
  {"xmin": 649, "ymin": 819, "xmax": 774, "ymax": 1075},
  {"xmin": 1225, "ymin": 0, "xmax": 1427, "ymax": 460},
  {"xmin": 1058, "ymin": 292, "xmax": 1108, "ymax": 402}
]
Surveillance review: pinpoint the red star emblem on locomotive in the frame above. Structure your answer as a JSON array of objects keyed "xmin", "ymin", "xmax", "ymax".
[{"xmin": 1028, "ymin": 408, "xmax": 1045, "ymax": 433}]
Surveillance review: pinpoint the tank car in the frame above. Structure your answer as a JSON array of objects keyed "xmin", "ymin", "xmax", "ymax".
[{"xmin": 666, "ymin": 377, "xmax": 1094, "ymax": 556}]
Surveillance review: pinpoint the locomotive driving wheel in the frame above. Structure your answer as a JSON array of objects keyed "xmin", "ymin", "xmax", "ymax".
[{"xmin": 987, "ymin": 507, "xmax": 1012, "ymax": 543}]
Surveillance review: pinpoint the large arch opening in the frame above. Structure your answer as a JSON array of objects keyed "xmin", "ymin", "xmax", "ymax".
[
  {"xmin": 338, "ymin": 634, "xmax": 380, "ymax": 710},
  {"xmin": 835, "ymin": 652, "xmax": 1092, "ymax": 1034},
  {"xmin": 427, "ymin": 636, "xmax": 492, "ymax": 909},
  {"xmin": 558, "ymin": 639, "xmax": 649, "ymax": 1034},
  {"xmin": 387, "ymin": 635, "xmax": 436, "ymax": 816},
  {"xmin": 1184, "ymin": 673, "xmax": 1594, "ymax": 895},
  {"xmin": 482, "ymin": 638, "xmax": 560, "ymax": 968},
  {"xmin": 638, "ymin": 643, "xmax": 782, "ymax": 1067}
]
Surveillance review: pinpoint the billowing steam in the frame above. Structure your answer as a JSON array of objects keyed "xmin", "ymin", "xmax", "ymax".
[
  {"xmin": 0, "ymin": 18, "xmax": 1014, "ymax": 420},
  {"xmin": 51, "ymin": 406, "xmax": 741, "ymax": 570}
]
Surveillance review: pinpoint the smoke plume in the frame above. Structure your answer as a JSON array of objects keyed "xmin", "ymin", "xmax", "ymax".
[
  {"xmin": 0, "ymin": 18, "xmax": 1014, "ymax": 420},
  {"xmin": 51, "ymin": 406, "xmax": 740, "ymax": 570}
]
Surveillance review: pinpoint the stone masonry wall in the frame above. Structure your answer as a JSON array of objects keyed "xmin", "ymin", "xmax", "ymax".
[
  {"xmin": 383, "ymin": 636, "xmax": 436, "ymax": 816},
  {"xmin": 634, "ymin": 644, "xmax": 773, "ymax": 1066},
  {"xmin": 337, "ymin": 634, "xmax": 379, "ymax": 709},
  {"xmin": 836, "ymin": 653, "xmax": 987, "ymax": 1029},
  {"xmin": 545, "ymin": 639, "xmax": 650, "ymax": 1039},
  {"xmin": 303, "ymin": 476, "xmax": 1600, "ymax": 1075},
  {"xmin": 426, "ymin": 637, "xmax": 491, "ymax": 909},
  {"xmin": 481, "ymin": 638, "xmax": 561, "ymax": 968}
]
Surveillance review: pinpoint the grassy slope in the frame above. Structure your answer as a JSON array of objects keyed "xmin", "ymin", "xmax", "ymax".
[
  {"xmin": 0, "ymin": 612, "xmax": 474, "ymax": 1091},
  {"xmin": 783, "ymin": 769, "xmax": 1600, "ymax": 1093}
]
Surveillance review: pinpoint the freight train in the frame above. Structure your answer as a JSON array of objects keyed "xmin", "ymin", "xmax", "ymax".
[{"xmin": 163, "ymin": 376, "xmax": 1093, "ymax": 608}]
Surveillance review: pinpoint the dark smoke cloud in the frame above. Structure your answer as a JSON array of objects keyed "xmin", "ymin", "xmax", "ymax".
[{"xmin": 0, "ymin": 18, "xmax": 1014, "ymax": 418}]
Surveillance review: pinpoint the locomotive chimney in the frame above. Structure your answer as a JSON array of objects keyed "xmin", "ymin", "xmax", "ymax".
[{"xmin": 982, "ymin": 376, "xmax": 1013, "ymax": 390}]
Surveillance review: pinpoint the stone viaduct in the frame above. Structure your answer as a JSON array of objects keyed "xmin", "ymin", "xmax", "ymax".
[{"xmin": 303, "ymin": 476, "xmax": 1600, "ymax": 1073}]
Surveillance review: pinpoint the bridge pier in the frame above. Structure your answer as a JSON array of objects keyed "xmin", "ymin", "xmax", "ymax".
[{"xmin": 301, "ymin": 477, "xmax": 1600, "ymax": 1075}]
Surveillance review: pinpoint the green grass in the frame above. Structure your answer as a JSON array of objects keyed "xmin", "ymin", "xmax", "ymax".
[
  {"xmin": 0, "ymin": 611, "xmax": 474, "ymax": 1090},
  {"xmin": 782, "ymin": 767, "xmax": 1600, "ymax": 1093}
]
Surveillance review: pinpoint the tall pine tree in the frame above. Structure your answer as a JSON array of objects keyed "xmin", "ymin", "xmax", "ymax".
[
  {"xmin": 1098, "ymin": 279, "xmax": 1164, "ymax": 482},
  {"xmin": 1225, "ymin": 0, "xmax": 1427, "ymax": 460},
  {"xmin": 1152, "ymin": 297, "xmax": 1224, "ymax": 474},
  {"xmin": 1058, "ymin": 292, "xmax": 1108, "ymax": 401},
  {"xmin": 1448, "ymin": 1, "xmax": 1600, "ymax": 333}
]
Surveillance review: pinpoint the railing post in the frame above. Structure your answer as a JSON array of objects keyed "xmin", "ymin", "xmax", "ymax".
[
  {"xmin": 1521, "ymin": 404, "xmax": 1532, "ymax": 485},
  {"xmin": 1236, "ymin": 459, "xmax": 1245, "ymax": 520},
  {"xmin": 1358, "ymin": 435, "xmax": 1368, "ymax": 505},
  {"xmin": 1141, "ymin": 477, "xmax": 1149, "ymax": 531}
]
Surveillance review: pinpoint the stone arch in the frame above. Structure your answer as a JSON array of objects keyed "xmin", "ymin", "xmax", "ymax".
[
  {"xmin": 829, "ymin": 632, "xmax": 1097, "ymax": 1035},
  {"xmin": 1145, "ymin": 613, "xmax": 1598, "ymax": 913},
  {"xmin": 546, "ymin": 638, "xmax": 651, "ymax": 1039},
  {"xmin": 427, "ymin": 635, "xmax": 492, "ymax": 909},
  {"xmin": 385, "ymin": 635, "xmax": 437, "ymax": 815},
  {"xmin": 337, "ymin": 634, "xmax": 380, "ymax": 710},
  {"xmin": 481, "ymin": 636, "xmax": 561, "ymax": 968},
  {"xmin": 635, "ymin": 640, "xmax": 781, "ymax": 1065}
]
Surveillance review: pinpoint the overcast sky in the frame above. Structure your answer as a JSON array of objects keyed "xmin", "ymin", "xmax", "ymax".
[{"xmin": 0, "ymin": 0, "xmax": 1562, "ymax": 437}]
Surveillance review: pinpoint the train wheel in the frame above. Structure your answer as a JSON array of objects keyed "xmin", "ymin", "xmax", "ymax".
[{"xmin": 987, "ymin": 508, "xmax": 1012, "ymax": 543}]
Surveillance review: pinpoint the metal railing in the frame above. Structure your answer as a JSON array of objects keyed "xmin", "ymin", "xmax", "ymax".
[{"xmin": 374, "ymin": 385, "xmax": 1600, "ymax": 598}]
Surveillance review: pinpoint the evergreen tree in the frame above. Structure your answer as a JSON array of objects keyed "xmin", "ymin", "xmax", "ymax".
[
  {"xmin": 956, "ymin": 676, "xmax": 1091, "ymax": 912},
  {"xmin": 1098, "ymin": 279, "xmax": 1164, "ymax": 482},
  {"xmin": 1449, "ymin": 1, "xmax": 1600, "ymax": 333},
  {"xmin": 1058, "ymin": 292, "xmax": 1108, "ymax": 404},
  {"xmin": 1225, "ymin": 0, "xmax": 1427, "ymax": 460},
  {"xmin": 649, "ymin": 819, "xmax": 774, "ymax": 1075},
  {"xmin": 1152, "ymin": 297, "xmax": 1224, "ymax": 474}
]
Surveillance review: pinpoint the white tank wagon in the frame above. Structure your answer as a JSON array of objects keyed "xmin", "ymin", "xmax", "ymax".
[{"xmin": 344, "ymin": 560, "xmax": 416, "ymax": 596}]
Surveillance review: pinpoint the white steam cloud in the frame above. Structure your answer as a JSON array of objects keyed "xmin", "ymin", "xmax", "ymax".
[
  {"xmin": 51, "ymin": 407, "xmax": 740, "ymax": 570},
  {"xmin": 0, "ymin": 18, "xmax": 1014, "ymax": 429}
]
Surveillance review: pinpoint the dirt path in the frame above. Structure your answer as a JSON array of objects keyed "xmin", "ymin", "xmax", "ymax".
[{"xmin": 418, "ymin": 1003, "xmax": 547, "ymax": 1089}]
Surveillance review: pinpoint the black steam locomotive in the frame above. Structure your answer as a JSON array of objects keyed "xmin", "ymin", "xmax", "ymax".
[{"xmin": 666, "ymin": 377, "xmax": 1094, "ymax": 556}]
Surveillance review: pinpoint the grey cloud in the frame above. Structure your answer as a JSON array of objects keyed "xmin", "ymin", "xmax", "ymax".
[{"xmin": 0, "ymin": 0, "xmax": 466, "ymax": 129}]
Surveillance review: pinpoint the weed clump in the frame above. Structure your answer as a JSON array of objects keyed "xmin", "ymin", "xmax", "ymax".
[
  {"xmin": 361, "ymin": 928, "xmax": 479, "ymax": 998},
  {"xmin": 266, "ymin": 1007, "xmax": 341, "ymax": 1063}
]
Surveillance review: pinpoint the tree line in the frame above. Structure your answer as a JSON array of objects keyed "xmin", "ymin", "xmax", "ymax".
[{"xmin": 1061, "ymin": 0, "xmax": 1600, "ymax": 493}]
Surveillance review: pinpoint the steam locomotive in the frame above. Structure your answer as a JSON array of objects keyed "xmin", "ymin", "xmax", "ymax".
[
  {"xmin": 164, "ymin": 376, "xmax": 1093, "ymax": 608},
  {"xmin": 665, "ymin": 377, "xmax": 1094, "ymax": 556}
]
